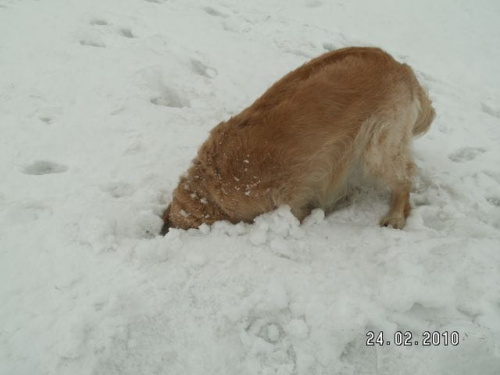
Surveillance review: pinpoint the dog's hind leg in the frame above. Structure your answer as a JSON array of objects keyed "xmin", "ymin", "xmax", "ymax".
[
  {"xmin": 360, "ymin": 105, "xmax": 419, "ymax": 229},
  {"xmin": 366, "ymin": 149, "xmax": 416, "ymax": 229},
  {"xmin": 377, "ymin": 160, "xmax": 415, "ymax": 229}
]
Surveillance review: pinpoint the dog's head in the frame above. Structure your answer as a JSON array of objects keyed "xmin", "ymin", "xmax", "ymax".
[{"xmin": 160, "ymin": 193, "xmax": 206, "ymax": 234}]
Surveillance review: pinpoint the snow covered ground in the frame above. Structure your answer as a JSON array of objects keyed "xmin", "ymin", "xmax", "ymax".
[{"xmin": 1, "ymin": 0, "xmax": 500, "ymax": 374}]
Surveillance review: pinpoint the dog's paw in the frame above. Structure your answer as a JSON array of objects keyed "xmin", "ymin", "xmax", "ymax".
[{"xmin": 379, "ymin": 215, "xmax": 406, "ymax": 229}]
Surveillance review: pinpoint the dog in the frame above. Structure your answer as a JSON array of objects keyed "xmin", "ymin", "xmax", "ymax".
[{"xmin": 161, "ymin": 47, "xmax": 435, "ymax": 233}]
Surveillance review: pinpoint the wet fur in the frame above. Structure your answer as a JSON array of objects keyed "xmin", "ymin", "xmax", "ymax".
[{"xmin": 162, "ymin": 47, "xmax": 435, "ymax": 233}]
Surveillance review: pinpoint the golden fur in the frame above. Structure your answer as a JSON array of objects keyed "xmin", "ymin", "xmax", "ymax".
[{"xmin": 162, "ymin": 47, "xmax": 435, "ymax": 233}]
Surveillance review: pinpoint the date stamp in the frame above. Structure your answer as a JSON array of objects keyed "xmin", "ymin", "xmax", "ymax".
[{"xmin": 366, "ymin": 331, "xmax": 460, "ymax": 347}]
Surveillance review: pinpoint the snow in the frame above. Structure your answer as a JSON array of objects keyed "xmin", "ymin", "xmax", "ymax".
[{"xmin": 1, "ymin": 0, "xmax": 500, "ymax": 374}]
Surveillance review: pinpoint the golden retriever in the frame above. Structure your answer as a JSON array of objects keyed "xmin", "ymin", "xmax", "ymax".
[{"xmin": 161, "ymin": 47, "xmax": 435, "ymax": 233}]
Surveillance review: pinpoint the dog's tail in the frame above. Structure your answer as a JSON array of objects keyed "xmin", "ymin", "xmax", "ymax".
[{"xmin": 413, "ymin": 86, "xmax": 435, "ymax": 136}]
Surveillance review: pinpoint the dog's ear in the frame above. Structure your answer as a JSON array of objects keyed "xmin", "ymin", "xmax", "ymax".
[{"xmin": 161, "ymin": 204, "xmax": 172, "ymax": 235}]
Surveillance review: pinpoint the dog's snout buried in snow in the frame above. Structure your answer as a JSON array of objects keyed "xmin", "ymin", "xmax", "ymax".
[{"xmin": 161, "ymin": 47, "xmax": 435, "ymax": 234}]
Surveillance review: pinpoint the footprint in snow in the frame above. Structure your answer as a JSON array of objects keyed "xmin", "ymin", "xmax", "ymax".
[
  {"xmin": 39, "ymin": 116, "xmax": 53, "ymax": 124},
  {"xmin": 100, "ymin": 182, "xmax": 135, "ymax": 198},
  {"xmin": 420, "ymin": 207, "xmax": 452, "ymax": 231},
  {"xmin": 203, "ymin": 6, "xmax": 229, "ymax": 18},
  {"xmin": 448, "ymin": 147, "xmax": 485, "ymax": 163},
  {"xmin": 23, "ymin": 160, "xmax": 68, "ymax": 175},
  {"xmin": 323, "ymin": 42, "xmax": 336, "ymax": 51},
  {"xmin": 90, "ymin": 19, "xmax": 108, "ymax": 26},
  {"xmin": 244, "ymin": 318, "xmax": 297, "ymax": 369},
  {"xmin": 481, "ymin": 102, "xmax": 500, "ymax": 119},
  {"xmin": 6, "ymin": 203, "xmax": 52, "ymax": 225},
  {"xmin": 89, "ymin": 17, "xmax": 134, "ymax": 39},
  {"xmin": 486, "ymin": 197, "xmax": 500, "ymax": 207},
  {"xmin": 80, "ymin": 39, "xmax": 105, "ymax": 48},
  {"xmin": 190, "ymin": 59, "xmax": 217, "ymax": 78},
  {"xmin": 81, "ymin": 20, "xmax": 108, "ymax": 48},
  {"xmin": 150, "ymin": 87, "xmax": 190, "ymax": 108},
  {"xmin": 119, "ymin": 28, "xmax": 134, "ymax": 38},
  {"xmin": 256, "ymin": 322, "xmax": 284, "ymax": 344},
  {"xmin": 306, "ymin": 0, "xmax": 323, "ymax": 7}
]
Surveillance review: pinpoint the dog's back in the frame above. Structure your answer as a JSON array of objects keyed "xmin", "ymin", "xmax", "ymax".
[{"xmin": 163, "ymin": 47, "xmax": 434, "ymax": 231}]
